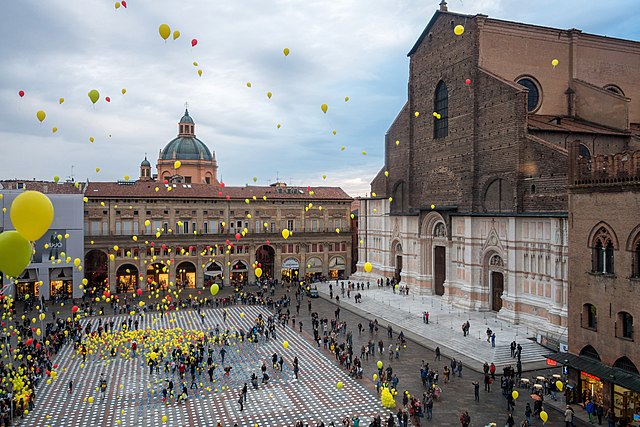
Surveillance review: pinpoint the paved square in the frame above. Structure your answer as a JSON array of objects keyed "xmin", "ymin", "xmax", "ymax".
[{"xmin": 24, "ymin": 306, "xmax": 382, "ymax": 426}]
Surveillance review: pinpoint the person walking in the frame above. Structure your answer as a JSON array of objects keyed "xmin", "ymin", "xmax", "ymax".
[
  {"xmin": 238, "ymin": 390, "xmax": 244, "ymax": 412},
  {"xmin": 525, "ymin": 403, "xmax": 532, "ymax": 425},
  {"xmin": 586, "ymin": 400, "xmax": 596, "ymax": 424},
  {"xmin": 460, "ymin": 411, "xmax": 471, "ymax": 427},
  {"xmin": 435, "ymin": 346, "xmax": 441, "ymax": 361},
  {"xmin": 605, "ymin": 408, "xmax": 616, "ymax": 427},
  {"xmin": 506, "ymin": 413, "xmax": 516, "ymax": 427}
]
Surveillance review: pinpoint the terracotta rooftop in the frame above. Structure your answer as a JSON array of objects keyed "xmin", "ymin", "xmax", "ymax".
[
  {"xmin": 85, "ymin": 182, "xmax": 352, "ymax": 201},
  {"xmin": 0, "ymin": 180, "xmax": 85, "ymax": 194},
  {"xmin": 528, "ymin": 115, "xmax": 630, "ymax": 136}
]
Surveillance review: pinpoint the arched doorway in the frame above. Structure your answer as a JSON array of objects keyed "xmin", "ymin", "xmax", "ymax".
[
  {"xmin": 147, "ymin": 262, "xmax": 169, "ymax": 291},
  {"xmin": 84, "ymin": 250, "xmax": 108, "ymax": 297},
  {"xmin": 433, "ymin": 222, "xmax": 447, "ymax": 296},
  {"xmin": 176, "ymin": 261, "xmax": 197, "ymax": 289},
  {"xmin": 255, "ymin": 245, "xmax": 275, "ymax": 279},
  {"xmin": 204, "ymin": 261, "xmax": 223, "ymax": 287},
  {"xmin": 305, "ymin": 256, "xmax": 323, "ymax": 281},
  {"xmin": 231, "ymin": 260, "xmax": 248, "ymax": 285},
  {"xmin": 489, "ymin": 254, "xmax": 504, "ymax": 312},
  {"xmin": 329, "ymin": 256, "xmax": 346, "ymax": 280},
  {"xmin": 282, "ymin": 257, "xmax": 300, "ymax": 281},
  {"xmin": 116, "ymin": 264, "xmax": 139, "ymax": 293},
  {"xmin": 392, "ymin": 242, "xmax": 403, "ymax": 283}
]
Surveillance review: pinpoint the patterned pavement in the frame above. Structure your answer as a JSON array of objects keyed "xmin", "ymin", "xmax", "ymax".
[{"xmin": 22, "ymin": 306, "xmax": 382, "ymax": 427}]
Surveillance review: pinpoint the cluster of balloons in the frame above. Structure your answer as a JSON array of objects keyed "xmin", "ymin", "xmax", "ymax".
[{"xmin": 0, "ymin": 191, "xmax": 54, "ymax": 278}]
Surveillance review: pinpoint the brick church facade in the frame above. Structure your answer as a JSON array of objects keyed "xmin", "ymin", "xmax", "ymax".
[{"xmin": 354, "ymin": 2, "xmax": 640, "ymax": 342}]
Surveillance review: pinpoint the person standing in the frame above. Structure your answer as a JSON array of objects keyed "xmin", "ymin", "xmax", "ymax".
[
  {"xmin": 237, "ymin": 390, "xmax": 244, "ymax": 412},
  {"xmin": 565, "ymin": 405, "xmax": 575, "ymax": 427},
  {"xmin": 586, "ymin": 400, "xmax": 596, "ymax": 424},
  {"xmin": 460, "ymin": 411, "xmax": 471, "ymax": 427},
  {"xmin": 596, "ymin": 404, "xmax": 603, "ymax": 425},
  {"xmin": 506, "ymin": 413, "xmax": 516, "ymax": 427},
  {"xmin": 435, "ymin": 346, "xmax": 441, "ymax": 361},
  {"xmin": 242, "ymin": 383, "xmax": 247, "ymax": 402},
  {"xmin": 525, "ymin": 403, "xmax": 532, "ymax": 425},
  {"xmin": 472, "ymin": 381, "xmax": 480, "ymax": 401}
]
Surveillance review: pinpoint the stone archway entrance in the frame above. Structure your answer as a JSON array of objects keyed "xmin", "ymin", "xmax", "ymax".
[{"xmin": 255, "ymin": 245, "xmax": 275, "ymax": 279}]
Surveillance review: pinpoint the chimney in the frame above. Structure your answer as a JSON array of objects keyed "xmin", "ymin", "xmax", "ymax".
[{"xmin": 439, "ymin": 0, "xmax": 448, "ymax": 12}]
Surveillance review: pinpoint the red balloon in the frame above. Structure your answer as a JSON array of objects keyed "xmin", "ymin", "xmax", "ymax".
[
  {"xmin": 266, "ymin": 240, "xmax": 270, "ymax": 245},
  {"xmin": 225, "ymin": 239, "xmax": 230, "ymax": 245},
  {"xmin": 36, "ymin": 343, "xmax": 41, "ymax": 350},
  {"xmin": 105, "ymin": 96, "xmax": 111, "ymax": 102},
  {"xmin": 220, "ymin": 182, "xmax": 225, "ymax": 188},
  {"xmin": 161, "ymin": 244, "xmax": 167, "ymax": 249},
  {"xmin": 137, "ymin": 289, "xmax": 143, "ymax": 296},
  {"xmin": 164, "ymin": 179, "xmax": 169, "ymax": 184},
  {"xmin": 226, "ymin": 195, "xmax": 231, "ymax": 200},
  {"xmin": 465, "ymin": 79, "xmax": 471, "ymax": 85},
  {"xmin": 18, "ymin": 90, "xmax": 25, "ymax": 97},
  {"xmin": 45, "ymin": 370, "xmax": 50, "ymax": 376},
  {"xmin": 191, "ymin": 39, "xmax": 198, "ymax": 47},
  {"xmin": 121, "ymin": 0, "xmax": 127, "ymax": 7},
  {"xmin": 26, "ymin": 338, "xmax": 33, "ymax": 346},
  {"xmin": 151, "ymin": 242, "xmax": 155, "ymax": 246},
  {"xmin": 53, "ymin": 363, "xmax": 58, "ymax": 369},
  {"xmin": 258, "ymin": 263, "xmax": 262, "ymax": 267},
  {"xmin": 71, "ymin": 305, "xmax": 79, "ymax": 314},
  {"xmin": 235, "ymin": 233, "xmax": 241, "ymax": 241}
]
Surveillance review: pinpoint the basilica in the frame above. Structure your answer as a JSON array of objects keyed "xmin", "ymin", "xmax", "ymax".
[{"xmin": 353, "ymin": 2, "xmax": 640, "ymax": 344}]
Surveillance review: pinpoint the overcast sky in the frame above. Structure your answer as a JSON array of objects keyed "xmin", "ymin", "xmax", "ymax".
[{"xmin": 1, "ymin": 0, "xmax": 638, "ymax": 196}]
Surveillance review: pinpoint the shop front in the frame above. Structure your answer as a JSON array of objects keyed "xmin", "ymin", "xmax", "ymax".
[
  {"xmin": 231, "ymin": 261, "xmax": 248, "ymax": 285},
  {"xmin": 305, "ymin": 257, "xmax": 323, "ymax": 280},
  {"xmin": 329, "ymin": 256, "xmax": 346, "ymax": 280},
  {"xmin": 580, "ymin": 371, "xmax": 604, "ymax": 405},
  {"xmin": 116, "ymin": 264, "xmax": 139, "ymax": 293},
  {"xmin": 176, "ymin": 262, "xmax": 197, "ymax": 289},
  {"xmin": 50, "ymin": 267, "xmax": 73, "ymax": 300},
  {"xmin": 204, "ymin": 262, "xmax": 223, "ymax": 287},
  {"xmin": 16, "ymin": 269, "xmax": 39, "ymax": 300},
  {"xmin": 281, "ymin": 258, "xmax": 299, "ymax": 281},
  {"xmin": 147, "ymin": 263, "xmax": 169, "ymax": 291},
  {"xmin": 614, "ymin": 385, "xmax": 640, "ymax": 424}
]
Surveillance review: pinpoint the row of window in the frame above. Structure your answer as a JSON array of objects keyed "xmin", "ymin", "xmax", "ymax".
[
  {"xmin": 109, "ymin": 243, "xmax": 349, "ymax": 258},
  {"xmin": 583, "ymin": 303, "xmax": 634, "ymax": 340},
  {"xmin": 282, "ymin": 243, "xmax": 347, "ymax": 254},
  {"xmin": 590, "ymin": 225, "xmax": 640, "ymax": 277},
  {"xmin": 85, "ymin": 218, "xmax": 348, "ymax": 236}
]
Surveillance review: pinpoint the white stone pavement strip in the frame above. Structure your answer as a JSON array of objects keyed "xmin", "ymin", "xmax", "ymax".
[
  {"xmin": 315, "ymin": 282, "xmax": 552, "ymax": 371},
  {"xmin": 22, "ymin": 306, "xmax": 381, "ymax": 427}
]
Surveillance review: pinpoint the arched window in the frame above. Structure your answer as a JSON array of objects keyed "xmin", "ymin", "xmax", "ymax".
[
  {"xmin": 618, "ymin": 312, "xmax": 634, "ymax": 339},
  {"xmin": 614, "ymin": 357, "xmax": 638, "ymax": 374},
  {"xmin": 517, "ymin": 77, "xmax": 541, "ymax": 112},
  {"xmin": 434, "ymin": 81, "xmax": 448, "ymax": 139},
  {"xmin": 579, "ymin": 144, "xmax": 591, "ymax": 161},
  {"xmin": 591, "ymin": 227, "xmax": 615, "ymax": 274},
  {"xmin": 583, "ymin": 303, "xmax": 597, "ymax": 330},
  {"xmin": 580, "ymin": 345, "xmax": 601, "ymax": 361},
  {"xmin": 604, "ymin": 85, "xmax": 624, "ymax": 97}
]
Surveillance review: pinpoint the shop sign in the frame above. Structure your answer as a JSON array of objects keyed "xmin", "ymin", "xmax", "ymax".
[
  {"xmin": 282, "ymin": 258, "xmax": 299, "ymax": 269},
  {"xmin": 546, "ymin": 358, "xmax": 557, "ymax": 366},
  {"xmin": 581, "ymin": 371, "xmax": 601, "ymax": 382}
]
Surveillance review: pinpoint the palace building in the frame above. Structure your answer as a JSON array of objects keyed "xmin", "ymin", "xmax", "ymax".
[
  {"xmin": 1, "ymin": 109, "xmax": 353, "ymax": 299},
  {"xmin": 353, "ymin": 2, "xmax": 640, "ymax": 343}
]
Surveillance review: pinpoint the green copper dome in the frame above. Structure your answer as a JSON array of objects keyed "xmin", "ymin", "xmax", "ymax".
[
  {"xmin": 180, "ymin": 109, "xmax": 194, "ymax": 124},
  {"xmin": 161, "ymin": 137, "xmax": 213, "ymax": 161}
]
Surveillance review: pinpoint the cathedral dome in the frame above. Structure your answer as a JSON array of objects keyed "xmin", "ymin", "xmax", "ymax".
[
  {"xmin": 160, "ymin": 137, "xmax": 213, "ymax": 161},
  {"xmin": 159, "ymin": 109, "xmax": 214, "ymax": 161}
]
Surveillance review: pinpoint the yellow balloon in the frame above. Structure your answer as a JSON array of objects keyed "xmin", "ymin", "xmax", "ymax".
[
  {"xmin": 144, "ymin": 220, "xmax": 151, "ymax": 226},
  {"xmin": 173, "ymin": 30, "xmax": 180, "ymax": 40},
  {"xmin": 115, "ymin": 2, "xmax": 121, "ymax": 9},
  {"xmin": 36, "ymin": 110, "xmax": 46, "ymax": 123},
  {"xmin": 59, "ymin": 97, "xmax": 64, "ymax": 104},
  {"xmin": 283, "ymin": 47, "xmax": 290, "ymax": 56},
  {"xmin": 552, "ymin": 58, "xmax": 559, "ymax": 68},
  {"xmin": 210, "ymin": 284, "xmax": 219, "ymax": 296},
  {"xmin": 282, "ymin": 341, "xmax": 289, "ymax": 349},
  {"xmin": 512, "ymin": 390, "xmax": 519, "ymax": 400},
  {"xmin": 0, "ymin": 231, "xmax": 32, "ymax": 277},
  {"xmin": 364, "ymin": 262, "xmax": 373, "ymax": 273},
  {"xmin": 556, "ymin": 380, "xmax": 564, "ymax": 391},
  {"xmin": 373, "ymin": 374, "xmax": 378, "ymax": 381},
  {"xmin": 281, "ymin": 229, "xmax": 290, "ymax": 239},
  {"xmin": 88, "ymin": 90, "xmax": 100, "ymax": 104},
  {"xmin": 337, "ymin": 381, "xmax": 343, "ymax": 390},
  {"xmin": 198, "ymin": 69, "xmax": 203, "ymax": 77},
  {"xmin": 162, "ymin": 415, "xmax": 168, "ymax": 423},
  {"xmin": 267, "ymin": 92, "xmax": 272, "ymax": 99},
  {"xmin": 121, "ymin": 88, "xmax": 127, "ymax": 95},
  {"xmin": 454, "ymin": 24, "xmax": 465, "ymax": 36},
  {"xmin": 377, "ymin": 361, "xmax": 383, "ymax": 369},
  {"xmin": 159, "ymin": 24, "xmax": 171, "ymax": 40},
  {"xmin": 246, "ymin": 82, "xmax": 252, "ymax": 88},
  {"xmin": 52, "ymin": 127, "xmax": 58, "ymax": 133},
  {"xmin": 321, "ymin": 104, "xmax": 328, "ymax": 114},
  {"xmin": 10, "ymin": 191, "xmax": 54, "ymax": 241},
  {"xmin": 255, "ymin": 267, "xmax": 263, "ymax": 278},
  {"xmin": 540, "ymin": 411, "xmax": 548, "ymax": 423},
  {"xmin": 174, "ymin": 160, "xmax": 181, "ymax": 169}
]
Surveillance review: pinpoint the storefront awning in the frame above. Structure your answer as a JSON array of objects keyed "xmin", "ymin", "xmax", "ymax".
[
  {"xmin": 546, "ymin": 353, "xmax": 640, "ymax": 392},
  {"xmin": 17, "ymin": 268, "xmax": 38, "ymax": 283}
]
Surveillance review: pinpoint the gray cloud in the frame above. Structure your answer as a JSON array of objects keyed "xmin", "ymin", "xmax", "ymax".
[{"xmin": 0, "ymin": 0, "xmax": 638, "ymax": 196}]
